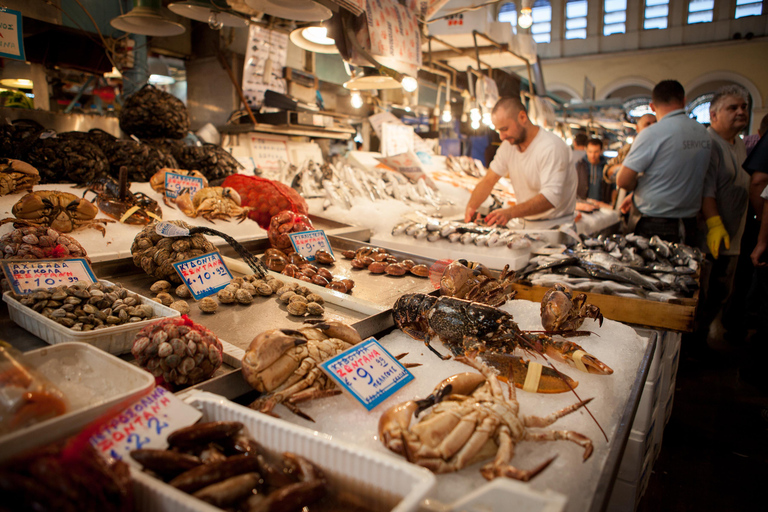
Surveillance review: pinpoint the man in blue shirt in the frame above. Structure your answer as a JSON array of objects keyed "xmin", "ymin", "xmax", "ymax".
[
  {"xmin": 576, "ymin": 138, "xmax": 611, "ymax": 203},
  {"xmin": 617, "ymin": 80, "xmax": 712, "ymax": 244}
]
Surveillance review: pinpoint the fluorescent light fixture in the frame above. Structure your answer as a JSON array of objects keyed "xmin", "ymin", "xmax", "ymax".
[
  {"xmin": 343, "ymin": 69, "xmax": 401, "ymax": 90},
  {"xmin": 110, "ymin": 0, "xmax": 186, "ymax": 37},
  {"xmin": 168, "ymin": 1, "xmax": 248, "ymax": 28},
  {"xmin": 350, "ymin": 91, "xmax": 363, "ymax": 109},
  {"xmin": 290, "ymin": 25, "xmax": 338, "ymax": 54},
  {"xmin": 0, "ymin": 78, "xmax": 33, "ymax": 88},
  {"xmin": 518, "ymin": 7, "xmax": 533, "ymax": 29},
  {"xmin": 104, "ymin": 67, "xmax": 123, "ymax": 79},
  {"xmin": 149, "ymin": 74, "xmax": 176, "ymax": 85},
  {"xmin": 401, "ymin": 76, "xmax": 418, "ymax": 92}
]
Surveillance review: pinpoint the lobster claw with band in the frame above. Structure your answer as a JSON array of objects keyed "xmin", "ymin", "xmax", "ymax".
[{"xmin": 392, "ymin": 293, "xmax": 613, "ymax": 394}]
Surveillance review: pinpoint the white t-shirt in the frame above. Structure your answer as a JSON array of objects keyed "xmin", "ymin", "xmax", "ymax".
[
  {"xmin": 761, "ymin": 184, "xmax": 768, "ymax": 201},
  {"xmin": 489, "ymin": 128, "xmax": 576, "ymax": 220}
]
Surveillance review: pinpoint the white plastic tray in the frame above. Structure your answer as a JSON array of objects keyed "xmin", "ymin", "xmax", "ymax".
[
  {"xmin": 3, "ymin": 280, "xmax": 180, "ymax": 355},
  {"xmin": 132, "ymin": 390, "xmax": 436, "ymax": 512},
  {"xmin": 0, "ymin": 342, "xmax": 155, "ymax": 462}
]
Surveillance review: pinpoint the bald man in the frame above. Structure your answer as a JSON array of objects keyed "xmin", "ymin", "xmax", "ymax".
[{"xmin": 465, "ymin": 97, "xmax": 576, "ymax": 228}]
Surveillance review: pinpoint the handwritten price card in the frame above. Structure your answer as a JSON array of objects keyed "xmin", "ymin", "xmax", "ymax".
[
  {"xmin": 250, "ymin": 137, "xmax": 289, "ymax": 172},
  {"xmin": 1, "ymin": 258, "xmax": 97, "ymax": 295},
  {"xmin": 164, "ymin": 171, "xmax": 206, "ymax": 199},
  {"xmin": 172, "ymin": 251, "xmax": 233, "ymax": 301},
  {"xmin": 288, "ymin": 230, "xmax": 333, "ymax": 262},
  {"xmin": 90, "ymin": 386, "xmax": 202, "ymax": 467},
  {"xmin": 320, "ymin": 338, "xmax": 413, "ymax": 411}
]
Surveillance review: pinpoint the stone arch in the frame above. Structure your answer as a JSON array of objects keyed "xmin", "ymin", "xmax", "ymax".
[
  {"xmin": 547, "ymin": 82, "xmax": 581, "ymax": 101},
  {"xmin": 598, "ymin": 76, "xmax": 656, "ymax": 100},
  {"xmin": 684, "ymin": 71, "xmax": 762, "ymax": 109}
]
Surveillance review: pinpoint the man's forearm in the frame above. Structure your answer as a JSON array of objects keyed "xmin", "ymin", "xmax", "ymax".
[
  {"xmin": 507, "ymin": 194, "xmax": 555, "ymax": 218},
  {"xmin": 702, "ymin": 196, "xmax": 719, "ymax": 220},
  {"xmin": 616, "ymin": 165, "xmax": 639, "ymax": 191},
  {"xmin": 750, "ymin": 172, "xmax": 768, "ymax": 217}
]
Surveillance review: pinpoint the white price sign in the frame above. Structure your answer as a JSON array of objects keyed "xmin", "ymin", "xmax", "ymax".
[
  {"xmin": 1, "ymin": 258, "xmax": 97, "ymax": 295},
  {"xmin": 288, "ymin": 230, "xmax": 333, "ymax": 262}
]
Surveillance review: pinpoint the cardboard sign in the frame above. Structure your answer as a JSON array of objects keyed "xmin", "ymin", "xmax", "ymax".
[
  {"xmin": 89, "ymin": 386, "xmax": 203, "ymax": 467},
  {"xmin": 320, "ymin": 338, "xmax": 413, "ymax": 411},
  {"xmin": 172, "ymin": 251, "xmax": 233, "ymax": 301},
  {"xmin": 288, "ymin": 230, "xmax": 333, "ymax": 262},
  {"xmin": 0, "ymin": 8, "xmax": 25, "ymax": 61},
  {"xmin": 1, "ymin": 258, "xmax": 97, "ymax": 295},
  {"xmin": 164, "ymin": 171, "xmax": 206, "ymax": 200}
]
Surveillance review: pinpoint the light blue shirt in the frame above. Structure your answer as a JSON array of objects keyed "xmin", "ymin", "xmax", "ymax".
[{"xmin": 623, "ymin": 109, "xmax": 711, "ymax": 218}]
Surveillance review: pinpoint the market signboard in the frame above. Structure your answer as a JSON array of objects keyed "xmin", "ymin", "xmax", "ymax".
[
  {"xmin": 164, "ymin": 171, "xmax": 206, "ymax": 199},
  {"xmin": 173, "ymin": 251, "xmax": 233, "ymax": 301},
  {"xmin": 1, "ymin": 258, "xmax": 97, "ymax": 295},
  {"xmin": 0, "ymin": 8, "xmax": 25, "ymax": 61},
  {"xmin": 288, "ymin": 229, "xmax": 333, "ymax": 262}
]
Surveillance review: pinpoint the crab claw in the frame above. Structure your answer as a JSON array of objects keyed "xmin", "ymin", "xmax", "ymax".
[
  {"xmin": 480, "ymin": 353, "xmax": 578, "ymax": 393},
  {"xmin": 542, "ymin": 338, "xmax": 613, "ymax": 375}
]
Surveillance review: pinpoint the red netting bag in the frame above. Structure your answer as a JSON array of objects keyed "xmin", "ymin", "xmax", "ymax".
[
  {"xmin": 222, "ymin": 174, "xmax": 308, "ymax": 229},
  {"xmin": 268, "ymin": 210, "xmax": 314, "ymax": 251}
]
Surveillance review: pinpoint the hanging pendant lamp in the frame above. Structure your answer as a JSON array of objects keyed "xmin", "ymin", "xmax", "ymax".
[
  {"xmin": 168, "ymin": 0, "xmax": 249, "ymax": 28},
  {"xmin": 110, "ymin": 0, "xmax": 186, "ymax": 37}
]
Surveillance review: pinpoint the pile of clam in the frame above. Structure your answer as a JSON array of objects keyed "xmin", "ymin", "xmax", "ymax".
[
  {"xmin": 11, "ymin": 281, "xmax": 159, "ymax": 331},
  {"xmin": 273, "ymin": 281, "xmax": 326, "ymax": 317},
  {"xmin": 341, "ymin": 246, "xmax": 429, "ymax": 277},
  {"xmin": 263, "ymin": 248, "xmax": 355, "ymax": 294}
]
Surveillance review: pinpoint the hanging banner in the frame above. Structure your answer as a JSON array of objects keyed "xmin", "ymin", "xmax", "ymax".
[{"xmin": 0, "ymin": 8, "xmax": 25, "ymax": 61}]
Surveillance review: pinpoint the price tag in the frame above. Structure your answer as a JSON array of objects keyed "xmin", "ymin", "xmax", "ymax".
[
  {"xmin": 89, "ymin": 386, "xmax": 203, "ymax": 467},
  {"xmin": 155, "ymin": 221, "xmax": 191, "ymax": 237},
  {"xmin": 0, "ymin": 258, "xmax": 97, "ymax": 295},
  {"xmin": 164, "ymin": 171, "xmax": 206, "ymax": 200},
  {"xmin": 0, "ymin": 8, "xmax": 26, "ymax": 61},
  {"xmin": 288, "ymin": 230, "xmax": 333, "ymax": 262},
  {"xmin": 173, "ymin": 251, "xmax": 233, "ymax": 301},
  {"xmin": 320, "ymin": 338, "xmax": 413, "ymax": 411}
]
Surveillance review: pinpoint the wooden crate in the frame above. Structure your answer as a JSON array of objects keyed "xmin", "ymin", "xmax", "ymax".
[{"xmin": 511, "ymin": 284, "xmax": 698, "ymax": 332}]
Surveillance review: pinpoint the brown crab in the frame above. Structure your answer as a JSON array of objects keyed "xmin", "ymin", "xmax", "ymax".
[
  {"xmin": 176, "ymin": 186, "xmax": 251, "ymax": 223},
  {"xmin": 0, "ymin": 190, "xmax": 113, "ymax": 235},
  {"xmin": 440, "ymin": 259, "xmax": 516, "ymax": 307},
  {"xmin": 0, "ymin": 159, "xmax": 40, "ymax": 196},
  {"xmin": 540, "ymin": 283, "xmax": 603, "ymax": 333}
]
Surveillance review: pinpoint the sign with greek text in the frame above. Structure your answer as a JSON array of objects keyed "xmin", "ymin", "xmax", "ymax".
[
  {"xmin": 0, "ymin": 8, "xmax": 25, "ymax": 61},
  {"xmin": 89, "ymin": 386, "xmax": 202, "ymax": 467},
  {"xmin": 173, "ymin": 251, "xmax": 233, "ymax": 301},
  {"xmin": 164, "ymin": 171, "xmax": 206, "ymax": 200},
  {"xmin": 250, "ymin": 137, "xmax": 289, "ymax": 172},
  {"xmin": 320, "ymin": 338, "xmax": 413, "ymax": 411},
  {"xmin": 1, "ymin": 258, "xmax": 97, "ymax": 295},
  {"xmin": 288, "ymin": 230, "xmax": 333, "ymax": 262}
]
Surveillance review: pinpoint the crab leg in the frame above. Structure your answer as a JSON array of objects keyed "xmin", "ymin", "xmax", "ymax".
[
  {"xmin": 523, "ymin": 397, "xmax": 594, "ymax": 428},
  {"xmin": 480, "ymin": 425, "xmax": 556, "ymax": 481},
  {"xmin": 524, "ymin": 431, "xmax": 594, "ymax": 460},
  {"xmin": 480, "ymin": 352, "xmax": 579, "ymax": 393}
]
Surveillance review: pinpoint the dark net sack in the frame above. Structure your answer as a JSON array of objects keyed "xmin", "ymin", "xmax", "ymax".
[{"xmin": 119, "ymin": 84, "xmax": 189, "ymax": 139}]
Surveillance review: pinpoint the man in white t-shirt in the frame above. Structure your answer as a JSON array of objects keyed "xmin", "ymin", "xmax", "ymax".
[{"xmin": 464, "ymin": 97, "xmax": 576, "ymax": 226}]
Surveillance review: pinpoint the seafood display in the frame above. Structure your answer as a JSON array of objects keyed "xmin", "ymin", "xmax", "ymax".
[
  {"xmin": 392, "ymin": 216, "xmax": 542, "ymax": 250},
  {"xmin": 0, "ymin": 159, "xmax": 40, "ymax": 196},
  {"xmin": 379, "ymin": 355, "xmax": 593, "ymax": 480},
  {"xmin": 0, "ymin": 226, "xmax": 89, "ymax": 261},
  {"xmin": 265, "ymin": 248, "xmax": 356, "ymax": 294},
  {"xmin": 438, "ymin": 259, "xmax": 516, "ymax": 307},
  {"xmin": 9, "ymin": 281, "xmax": 161, "ymax": 331},
  {"xmin": 176, "ymin": 186, "xmax": 251, "ymax": 223},
  {"xmin": 445, "ymin": 155, "xmax": 484, "ymax": 178},
  {"xmin": 341, "ymin": 245, "xmax": 430, "ymax": 279},
  {"xmin": 242, "ymin": 320, "xmax": 363, "ymax": 420},
  {"xmin": 119, "ymin": 84, "xmax": 190, "ymax": 139},
  {"xmin": 289, "ymin": 160, "xmax": 447, "ymax": 209},
  {"xmin": 131, "ymin": 221, "xmax": 216, "ymax": 283},
  {"xmin": 130, "ymin": 421, "xmax": 343, "ymax": 511},
  {"xmin": 0, "ymin": 119, "xmax": 45, "ymax": 160},
  {"xmin": 393, "ymin": 293, "xmax": 612, "ymax": 393},
  {"xmin": 267, "ymin": 210, "xmax": 314, "ymax": 251},
  {"xmin": 99, "ymin": 138, "xmax": 178, "ymax": 183},
  {"xmin": 540, "ymin": 283, "xmax": 603, "ymax": 334},
  {"xmin": 518, "ymin": 233, "xmax": 703, "ymax": 300},
  {"xmin": 0, "ymin": 435, "xmax": 133, "ymax": 512},
  {"xmin": 222, "ymin": 174, "xmax": 309, "ymax": 229},
  {"xmin": 175, "ymin": 143, "xmax": 243, "ymax": 181},
  {"xmin": 131, "ymin": 315, "xmax": 223, "ymax": 386},
  {"xmin": 25, "ymin": 132, "xmax": 109, "ymax": 185},
  {"xmin": 0, "ymin": 190, "xmax": 113, "ymax": 235},
  {"xmin": 85, "ymin": 175, "xmax": 163, "ymax": 225}
]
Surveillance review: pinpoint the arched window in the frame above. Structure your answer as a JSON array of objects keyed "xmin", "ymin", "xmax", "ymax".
[
  {"xmin": 565, "ymin": 0, "xmax": 588, "ymax": 39},
  {"xmin": 624, "ymin": 97, "xmax": 653, "ymax": 119},
  {"xmin": 498, "ymin": 2, "xmax": 518, "ymax": 34},
  {"xmin": 688, "ymin": 0, "xmax": 714, "ymax": 23},
  {"xmin": 604, "ymin": 0, "xmax": 627, "ymax": 35},
  {"xmin": 531, "ymin": 0, "xmax": 552, "ymax": 44},
  {"xmin": 644, "ymin": 0, "xmax": 669, "ymax": 30},
  {"xmin": 687, "ymin": 93, "xmax": 715, "ymax": 124},
  {"xmin": 735, "ymin": 0, "xmax": 763, "ymax": 18}
]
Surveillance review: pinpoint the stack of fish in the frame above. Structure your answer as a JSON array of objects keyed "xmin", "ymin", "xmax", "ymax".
[
  {"xmin": 445, "ymin": 155, "xmax": 484, "ymax": 178},
  {"xmin": 274, "ymin": 160, "xmax": 449, "ymax": 209},
  {"xmin": 517, "ymin": 233, "xmax": 703, "ymax": 301},
  {"xmin": 391, "ymin": 217, "xmax": 543, "ymax": 250}
]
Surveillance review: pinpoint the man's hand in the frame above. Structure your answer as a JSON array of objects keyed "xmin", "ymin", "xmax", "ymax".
[
  {"xmin": 464, "ymin": 206, "xmax": 479, "ymax": 223},
  {"xmin": 620, "ymin": 192, "xmax": 633, "ymax": 214},
  {"xmin": 752, "ymin": 240, "xmax": 768, "ymax": 267},
  {"xmin": 484, "ymin": 207, "xmax": 512, "ymax": 226},
  {"xmin": 706, "ymin": 215, "xmax": 730, "ymax": 259}
]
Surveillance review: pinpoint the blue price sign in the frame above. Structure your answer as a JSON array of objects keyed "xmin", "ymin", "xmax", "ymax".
[
  {"xmin": 172, "ymin": 251, "xmax": 233, "ymax": 301},
  {"xmin": 1, "ymin": 258, "xmax": 97, "ymax": 295},
  {"xmin": 288, "ymin": 230, "xmax": 334, "ymax": 262},
  {"xmin": 320, "ymin": 338, "xmax": 413, "ymax": 411},
  {"xmin": 0, "ymin": 8, "xmax": 25, "ymax": 61},
  {"xmin": 164, "ymin": 172, "xmax": 206, "ymax": 200}
]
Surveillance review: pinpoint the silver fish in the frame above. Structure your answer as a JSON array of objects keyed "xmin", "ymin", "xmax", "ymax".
[
  {"xmin": 392, "ymin": 221, "xmax": 414, "ymax": 236},
  {"xmin": 448, "ymin": 232, "xmax": 463, "ymax": 243},
  {"xmin": 460, "ymin": 232, "xmax": 476, "ymax": 244},
  {"xmin": 440, "ymin": 223, "xmax": 458, "ymax": 237},
  {"xmin": 405, "ymin": 223, "xmax": 423, "ymax": 236},
  {"xmin": 427, "ymin": 231, "xmax": 442, "ymax": 242},
  {"xmin": 413, "ymin": 227, "xmax": 428, "ymax": 240},
  {"xmin": 474, "ymin": 234, "xmax": 490, "ymax": 246}
]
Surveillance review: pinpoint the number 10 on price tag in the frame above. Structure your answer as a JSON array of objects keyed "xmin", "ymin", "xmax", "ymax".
[
  {"xmin": 320, "ymin": 338, "xmax": 413, "ymax": 411},
  {"xmin": 288, "ymin": 230, "xmax": 333, "ymax": 262}
]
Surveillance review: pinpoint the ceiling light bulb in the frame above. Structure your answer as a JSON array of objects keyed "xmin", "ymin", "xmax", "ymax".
[
  {"xmin": 208, "ymin": 11, "xmax": 223, "ymax": 30},
  {"xmin": 471, "ymin": 120, "xmax": 480, "ymax": 130},
  {"xmin": 470, "ymin": 108, "xmax": 481, "ymax": 122},
  {"xmin": 149, "ymin": 74, "xmax": 175, "ymax": 85},
  {"xmin": 303, "ymin": 26, "xmax": 333, "ymax": 45},
  {"xmin": 519, "ymin": 8, "xmax": 533, "ymax": 29},
  {"xmin": 442, "ymin": 109, "xmax": 452, "ymax": 123},
  {"xmin": 627, "ymin": 136, "xmax": 634, "ymax": 144},
  {"xmin": 401, "ymin": 76, "xmax": 418, "ymax": 92},
  {"xmin": 566, "ymin": 137, "xmax": 573, "ymax": 145},
  {"xmin": 350, "ymin": 91, "xmax": 363, "ymax": 109},
  {"xmin": 482, "ymin": 112, "xmax": 492, "ymax": 125}
]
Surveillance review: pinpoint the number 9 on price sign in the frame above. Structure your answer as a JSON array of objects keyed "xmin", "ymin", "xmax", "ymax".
[{"xmin": 288, "ymin": 230, "xmax": 334, "ymax": 262}]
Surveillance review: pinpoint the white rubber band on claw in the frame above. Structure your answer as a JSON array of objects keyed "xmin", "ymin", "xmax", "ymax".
[
  {"xmin": 119, "ymin": 205, "xmax": 141, "ymax": 223},
  {"xmin": 523, "ymin": 362, "xmax": 543, "ymax": 392},
  {"xmin": 572, "ymin": 350, "xmax": 589, "ymax": 373},
  {"xmin": 147, "ymin": 212, "xmax": 161, "ymax": 221}
]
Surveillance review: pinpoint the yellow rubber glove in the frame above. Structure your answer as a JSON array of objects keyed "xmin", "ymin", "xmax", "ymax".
[{"xmin": 706, "ymin": 215, "xmax": 730, "ymax": 259}]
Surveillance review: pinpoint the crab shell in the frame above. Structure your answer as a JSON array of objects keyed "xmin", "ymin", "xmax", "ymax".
[
  {"xmin": 0, "ymin": 159, "xmax": 40, "ymax": 196},
  {"xmin": 10, "ymin": 190, "xmax": 100, "ymax": 233}
]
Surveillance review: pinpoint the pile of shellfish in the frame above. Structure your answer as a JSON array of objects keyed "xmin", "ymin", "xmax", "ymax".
[
  {"xmin": 10, "ymin": 281, "xmax": 159, "ymax": 331},
  {"xmin": 341, "ymin": 246, "xmax": 429, "ymax": 278},
  {"xmin": 263, "ymin": 248, "xmax": 355, "ymax": 294}
]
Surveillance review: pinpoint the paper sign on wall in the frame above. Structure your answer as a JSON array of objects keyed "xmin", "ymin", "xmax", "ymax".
[
  {"xmin": 0, "ymin": 8, "xmax": 25, "ymax": 61},
  {"xmin": 288, "ymin": 230, "xmax": 333, "ymax": 262},
  {"xmin": 89, "ymin": 386, "xmax": 202, "ymax": 467},
  {"xmin": 250, "ymin": 137, "xmax": 289, "ymax": 172},
  {"xmin": 320, "ymin": 338, "xmax": 413, "ymax": 411},
  {"xmin": 173, "ymin": 251, "xmax": 234, "ymax": 301},
  {"xmin": 1, "ymin": 258, "xmax": 97, "ymax": 295},
  {"xmin": 164, "ymin": 171, "xmax": 206, "ymax": 199}
]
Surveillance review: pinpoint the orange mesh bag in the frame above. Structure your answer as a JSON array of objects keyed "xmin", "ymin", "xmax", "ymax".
[
  {"xmin": 222, "ymin": 174, "xmax": 308, "ymax": 229},
  {"xmin": 267, "ymin": 210, "xmax": 314, "ymax": 251}
]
